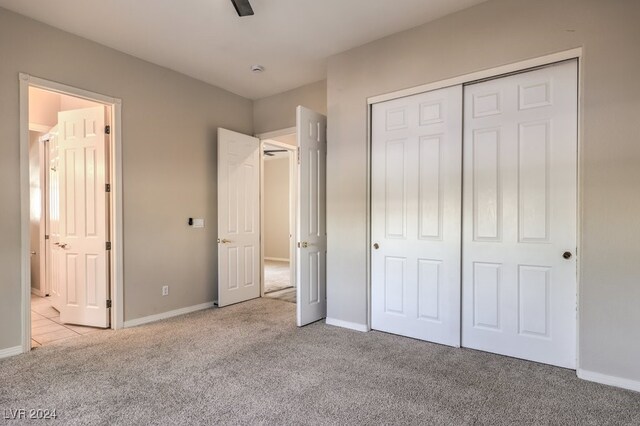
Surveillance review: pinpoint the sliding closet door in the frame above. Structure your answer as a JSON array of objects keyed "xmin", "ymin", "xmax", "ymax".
[
  {"xmin": 371, "ymin": 85, "xmax": 462, "ymax": 347},
  {"xmin": 462, "ymin": 60, "xmax": 578, "ymax": 368}
]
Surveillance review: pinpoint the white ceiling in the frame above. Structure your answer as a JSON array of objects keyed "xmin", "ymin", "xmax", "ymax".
[{"xmin": 0, "ymin": 0, "xmax": 486, "ymax": 99}]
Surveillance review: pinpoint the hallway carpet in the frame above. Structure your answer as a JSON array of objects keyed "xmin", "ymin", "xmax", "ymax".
[{"xmin": 1, "ymin": 298, "xmax": 638, "ymax": 425}]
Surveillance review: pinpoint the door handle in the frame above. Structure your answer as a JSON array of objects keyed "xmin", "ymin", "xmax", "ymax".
[
  {"xmin": 59, "ymin": 243, "xmax": 68, "ymax": 249},
  {"xmin": 298, "ymin": 242, "xmax": 309, "ymax": 248},
  {"xmin": 218, "ymin": 238, "xmax": 232, "ymax": 244},
  {"xmin": 30, "ymin": 251, "xmax": 36, "ymax": 255},
  {"xmin": 563, "ymin": 251, "xmax": 572, "ymax": 260},
  {"xmin": 373, "ymin": 243, "xmax": 380, "ymax": 250}
]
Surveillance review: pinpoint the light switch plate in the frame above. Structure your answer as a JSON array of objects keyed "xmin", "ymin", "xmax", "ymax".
[{"xmin": 192, "ymin": 218, "xmax": 205, "ymax": 228}]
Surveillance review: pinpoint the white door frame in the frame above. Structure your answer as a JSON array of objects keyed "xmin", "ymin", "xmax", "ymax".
[
  {"xmin": 257, "ymin": 131, "xmax": 298, "ymax": 298},
  {"xmin": 19, "ymin": 74, "xmax": 124, "ymax": 353},
  {"xmin": 366, "ymin": 47, "xmax": 583, "ymax": 366}
]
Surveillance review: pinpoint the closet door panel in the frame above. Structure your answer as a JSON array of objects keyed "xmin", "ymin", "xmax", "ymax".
[{"xmin": 371, "ymin": 85, "xmax": 462, "ymax": 347}]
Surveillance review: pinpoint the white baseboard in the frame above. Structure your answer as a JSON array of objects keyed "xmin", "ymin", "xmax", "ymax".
[
  {"xmin": 124, "ymin": 302, "xmax": 215, "ymax": 328},
  {"xmin": 578, "ymin": 369, "xmax": 640, "ymax": 393},
  {"xmin": 0, "ymin": 345, "xmax": 23, "ymax": 360},
  {"xmin": 325, "ymin": 317, "xmax": 369, "ymax": 332},
  {"xmin": 264, "ymin": 257, "xmax": 289, "ymax": 262},
  {"xmin": 31, "ymin": 287, "xmax": 44, "ymax": 297}
]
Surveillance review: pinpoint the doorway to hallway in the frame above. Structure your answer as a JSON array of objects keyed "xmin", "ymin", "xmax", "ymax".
[{"xmin": 21, "ymin": 75, "xmax": 124, "ymax": 352}]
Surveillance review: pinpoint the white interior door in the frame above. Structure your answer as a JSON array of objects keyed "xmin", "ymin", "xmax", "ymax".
[
  {"xmin": 296, "ymin": 106, "xmax": 327, "ymax": 326},
  {"xmin": 47, "ymin": 128, "xmax": 62, "ymax": 310},
  {"xmin": 462, "ymin": 60, "xmax": 577, "ymax": 368},
  {"xmin": 57, "ymin": 106, "xmax": 110, "ymax": 328},
  {"xmin": 371, "ymin": 85, "xmax": 463, "ymax": 346},
  {"xmin": 217, "ymin": 128, "xmax": 261, "ymax": 307}
]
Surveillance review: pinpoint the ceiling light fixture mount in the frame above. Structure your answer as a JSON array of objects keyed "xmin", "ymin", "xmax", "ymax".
[
  {"xmin": 230, "ymin": 0, "xmax": 254, "ymax": 17},
  {"xmin": 251, "ymin": 64, "xmax": 265, "ymax": 73}
]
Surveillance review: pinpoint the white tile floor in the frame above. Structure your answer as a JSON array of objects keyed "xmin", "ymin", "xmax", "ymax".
[{"xmin": 31, "ymin": 295, "xmax": 104, "ymax": 349}]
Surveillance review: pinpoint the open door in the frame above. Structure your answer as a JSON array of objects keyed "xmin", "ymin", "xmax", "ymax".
[
  {"xmin": 46, "ymin": 127, "xmax": 62, "ymax": 311},
  {"xmin": 217, "ymin": 128, "xmax": 261, "ymax": 307},
  {"xmin": 296, "ymin": 106, "xmax": 327, "ymax": 326},
  {"xmin": 56, "ymin": 106, "xmax": 110, "ymax": 328}
]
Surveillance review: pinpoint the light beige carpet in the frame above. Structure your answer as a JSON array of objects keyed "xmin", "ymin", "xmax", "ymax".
[
  {"xmin": 264, "ymin": 260, "xmax": 292, "ymax": 293},
  {"xmin": 1, "ymin": 298, "xmax": 638, "ymax": 425}
]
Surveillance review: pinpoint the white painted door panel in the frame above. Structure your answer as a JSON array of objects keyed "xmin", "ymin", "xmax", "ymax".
[
  {"xmin": 296, "ymin": 106, "xmax": 327, "ymax": 326},
  {"xmin": 462, "ymin": 60, "xmax": 578, "ymax": 368},
  {"xmin": 218, "ymin": 128, "xmax": 261, "ymax": 307},
  {"xmin": 57, "ymin": 107, "xmax": 110, "ymax": 328},
  {"xmin": 371, "ymin": 85, "xmax": 463, "ymax": 347}
]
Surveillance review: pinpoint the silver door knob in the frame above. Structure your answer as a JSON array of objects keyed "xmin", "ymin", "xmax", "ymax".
[{"xmin": 563, "ymin": 251, "xmax": 572, "ymax": 260}]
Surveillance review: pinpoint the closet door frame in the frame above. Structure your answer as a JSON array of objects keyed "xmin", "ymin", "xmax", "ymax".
[{"xmin": 365, "ymin": 48, "xmax": 582, "ymax": 363}]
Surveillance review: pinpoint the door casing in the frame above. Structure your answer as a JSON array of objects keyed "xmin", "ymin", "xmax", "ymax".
[
  {"xmin": 366, "ymin": 48, "xmax": 583, "ymax": 368},
  {"xmin": 19, "ymin": 74, "xmax": 124, "ymax": 353},
  {"xmin": 258, "ymin": 135, "xmax": 298, "ymax": 299}
]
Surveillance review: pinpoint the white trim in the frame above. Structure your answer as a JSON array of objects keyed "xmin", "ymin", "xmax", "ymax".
[
  {"xmin": 260, "ymin": 138, "xmax": 265, "ymax": 297},
  {"xmin": 326, "ymin": 317, "xmax": 369, "ymax": 332},
  {"xmin": 31, "ymin": 287, "xmax": 45, "ymax": 297},
  {"xmin": 25, "ymin": 74, "xmax": 120, "ymax": 104},
  {"xmin": 19, "ymin": 74, "xmax": 30, "ymax": 354},
  {"xmin": 29, "ymin": 123, "xmax": 51, "ymax": 133},
  {"xmin": 256, "ymin": 127, "xmax": 296, "ymax": 140},
  {"xmin": 19, "ymin": 73, "xmax": 125, "ymax": 355},
  {"xmin": 366, "ymin": 104, "xmax": 372, "ymax": 331},
  {"xmin": 368, "ymin": 48, "xmax": 583, "ymax": 105},
  {"xmin": 123, "ymin": 302, "xmax": 215, "ymax": 328},
  {"xmin": 0, "ymin": 346, "xmax": 23, "ymax": 360},
  {"xmin": 578, "ymin": 369, "xmax": 640, "ymax": 393},
  {"xmin": 262, "ymin": 139, "xmax": 295, "ymax": 150},
  {"xmin": 264, "ymin": 257, "xmax": 290, "ymax": 262},
  {"xmin": 111, "ymin": 100, "xmax": 124, "ymax": 330},
  {"xmin": 575, "ymin": 55, "xmax": 585, "ymax": 373}
]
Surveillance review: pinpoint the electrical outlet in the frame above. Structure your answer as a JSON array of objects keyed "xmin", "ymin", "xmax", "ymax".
[{"xmin": 162, "ymin": 285, "xmax": 169, "ymax": 296}]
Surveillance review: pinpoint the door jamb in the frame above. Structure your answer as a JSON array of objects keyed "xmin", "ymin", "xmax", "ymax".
[
  {"xmin": 258, "ymin": 136, "xmax": 297, "ymax": 298},
  {"xmin": 19, "ymin": 74, "xmax": 124, "ymax": 353},
  {"xmin": 365, "ymin": 48, "xmax": 583, "ymax": 368}
]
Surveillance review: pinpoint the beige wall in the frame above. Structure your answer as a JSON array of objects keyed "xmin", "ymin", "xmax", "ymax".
[
  {"xmin": 29, "ymin": 87, "xmax": 103, "ymax": 129},
  {"xmin": 264, "ymin": 157, "xmax": 290, "ymax": 260},
  {"xmin": 28, "ymin": 88, "xmax": 60, "ymax": 128},
  {"xmin": 326, "ymin": 0, "xmax": 640, "ymax": 383},
  {"xmin": 253, "ymin": 80, "xmax": 327, "ymax": 135},
  {"xmin": 0, "ymin": 8, "xmax": 252, "ymax": 350}
]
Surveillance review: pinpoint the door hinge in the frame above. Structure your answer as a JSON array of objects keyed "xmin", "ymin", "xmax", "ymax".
[
  {"xmin": 106, "ymin": 241, "xmax": 112, "ymax": 250},
  {"xmin": 105, "ymin": 125, "xmax": 111, "ymax": 135},
  {"xmin": 105, "ymin": 183, "xmax": 111, "ymax": 192},
  {"xmin": 45, "ymin": 234, "xmax": 50, "ymax": 240},
  {"xmin": 297, "ymin": 150, "xmax": 300, "ymax": 164},
  {"xmin": 106, "ymin": 299, "xmax": 112, "ymax": 309}
]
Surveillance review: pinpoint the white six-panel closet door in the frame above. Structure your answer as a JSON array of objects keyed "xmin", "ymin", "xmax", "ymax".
[
  {"xmin": 462, "ymin": 60, "xmax": 578, "ymax": 368},
  {"xmin": 371, "ymin": 85, "xmax": 463, "ymax": 347}
]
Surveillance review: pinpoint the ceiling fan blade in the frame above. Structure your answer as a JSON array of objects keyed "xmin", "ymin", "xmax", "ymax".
[{"xmin": 230, "ymin": 0, "xmax": 254, "ymax": 17}]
